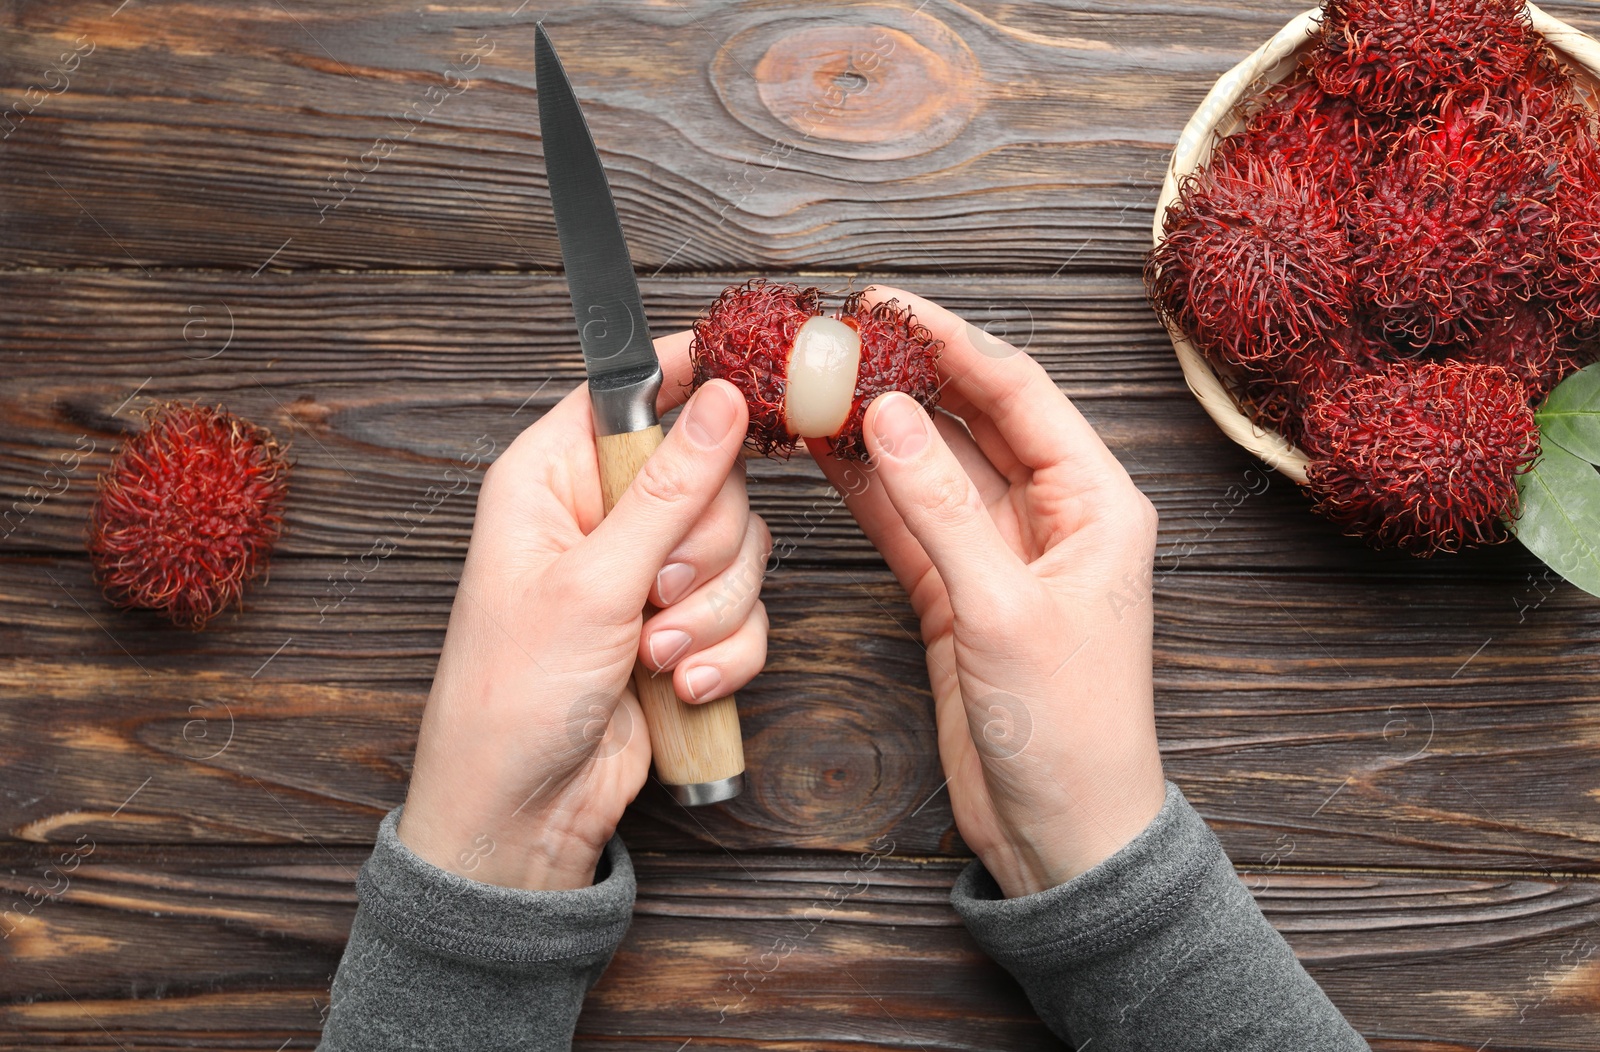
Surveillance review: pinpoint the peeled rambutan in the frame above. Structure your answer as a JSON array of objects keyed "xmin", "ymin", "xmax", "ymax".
[
  {"xmin": 1148, "ymin": 155, "xmax": 1355, "ymax": 374},
  {"xmin": 1215, "ymin": 73, "xmax": 1395, "ymax": 196},
  {"xmin": 1313, "ymin": 0, "xmax": 1536, "ymax": 115},
  {"xmin": 689, "ymin": 280, "xmax": 943, "ymax": 460},
  {"xmin": 687, "ymin": 281, "xmax": 818, "ymax": 457},
  {"xmin": 1301, "ymin": 360, "xmax": 1539, "ymax": 553},
  {"xmin": 87, "ymin": 402, "xmax": 291, "ymax": 629},
  {"xmin": 1353, "ymin": 92, "xmax": 1559, "ymax": 347}
]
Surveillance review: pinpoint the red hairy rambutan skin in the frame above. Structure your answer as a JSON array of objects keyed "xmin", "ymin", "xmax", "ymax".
[
  {"xmin": 1215, "ymin": 73, "xmax": 1396, "ymax": 196},
  {"xmin": 690, "ymin": 280, "xmax": 824, "ymax": 457},
  {"xmin": 1235, "ymin": 327, "xmax": 1389, "ymax": 449},
  {"xmin": 1301, "ymin": 360, "xmax": 1539, "ymax": 554},
  {"xmin": 1148, "ymin": 155, "xmax": 1355, "ymax": 374},
  {"xmin": 1313, "ymin": 0, "xmax": 1536, "ymax": 115},
  {"xmin": 1503, "ymin": 44, "xmax": 1590, "ymax": 135},
  {"xmin": 1353, "ymin": 92, "xmax": 1560, "ymax": 348},
  {"xmin": 87, "ymin": 402, "xmax": 291, "ymax": 629},
  {"xmin": 689, "ymin": 281, "xmax": 943, "ymax": 461},
  {"xmin": 1298, "ymin": 325, "xmax": 1393, "ymax": 391},
  {"xmin": 1236, "ymin": 371, "xmax": 1310, "ymax": 449},
  {"xmin": 828, "ymin": 291, "xmax": 943, "ymax": 461},
  {"xmin": 1447, "ymin": 301, "xmax": 1592, "ymax": 404},
  {"xmin": 1542, "ymin": 125, "xmax": 1600, "ymax": 330}
]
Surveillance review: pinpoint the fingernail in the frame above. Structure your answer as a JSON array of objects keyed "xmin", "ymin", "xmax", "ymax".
[
  {"xmin": 682, "ymin": 382, "xmax": 739, "ymax": 450},
  {"xmin": 655, "ymin": 562, "xmax": 696, "ymax": 606},
  {"xmin": 871, "ymin": 393, "xmax": 928, "ymax": 460},
  {"xmin": 648, "ymin": 629, "xmax": 693, "ymax": 671},
  {"xmin": 683, "ymin": 664, "xmax": 722, "ymax": 701}
]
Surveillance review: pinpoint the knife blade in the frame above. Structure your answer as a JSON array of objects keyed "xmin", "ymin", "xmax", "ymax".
[
  {"xmin": 535, "ymin": 23, "xmax": 746, "ymax": 806},
  {"xmin": 535, "ymin": 23, "xmax": 660, "ymax": 436}
]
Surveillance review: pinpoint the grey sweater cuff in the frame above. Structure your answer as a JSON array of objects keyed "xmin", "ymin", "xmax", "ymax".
[
  {"xmin": 355, "ymin": 807, "xmax": 633, "ymax": 966},
  {"xmin": 318, "ymin": 806, "xmax": 635, "ymax": 1051},
  {"xmin": 951, "ymin": 781, "xmax": 1369, "ymax": 1051}
]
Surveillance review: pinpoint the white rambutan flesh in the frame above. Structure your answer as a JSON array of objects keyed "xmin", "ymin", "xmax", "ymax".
[{"xmin": 783, "ymin": 315, "xmax": 862, "ymax": 438}]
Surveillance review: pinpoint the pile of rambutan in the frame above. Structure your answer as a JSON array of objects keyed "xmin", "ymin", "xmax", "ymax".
[{"xmin": 1148, "ymin": 0, "xmax": 1600, "ymax": 555}]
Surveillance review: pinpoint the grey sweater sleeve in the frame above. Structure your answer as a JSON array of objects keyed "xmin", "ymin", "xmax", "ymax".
[
  {"xmin": 951, "ymin": 781, "xmax": 1369, "ymax": 1051},
  {"xmin": 317, "ymin": 807, "xmax": 634, "ymax": 1052}
]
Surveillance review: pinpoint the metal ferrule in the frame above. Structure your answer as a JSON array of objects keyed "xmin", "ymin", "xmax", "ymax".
[
  {"xmin": 667, "ymin": 772, "xmax": 745, "ymax": 807},
  {"xmin": 590, "ymin": 364, "xmax": 663, "ymax": 437}
]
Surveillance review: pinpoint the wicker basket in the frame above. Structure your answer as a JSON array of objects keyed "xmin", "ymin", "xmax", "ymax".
[{"xmin": 1151, "ymin": 2, "xmax": 1600, "ymax": 486}]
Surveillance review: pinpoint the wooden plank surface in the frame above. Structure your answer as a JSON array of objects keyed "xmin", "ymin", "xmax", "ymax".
[
  {"xmin": 3, "ymin": 847, "xmax": 1598, "ymax": 1050},
  {"xmin": 0, "ymin": 270, "xmax": 1563, "ymax": 576},
  {"xmin": 4, "ymin": 1, "xmax": 1598, "ymax": 273},
  {"xmin": 4, "ymin": 0, "xmax": 1600, "ymax": 1048},
  {"xmin": 1, "ymin": 557, "xmax": 1596, "ymax": 874}
]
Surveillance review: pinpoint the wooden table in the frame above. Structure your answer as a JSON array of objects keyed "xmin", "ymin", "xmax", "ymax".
[{"xmin": 3, "ymin": 1, "xmax": 1598, "ymax": 1048}]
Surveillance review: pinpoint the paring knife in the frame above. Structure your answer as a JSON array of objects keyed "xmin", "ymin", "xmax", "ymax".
[{"xmin": 535, "ymin": 24, "xmax": 746, "ymax": 806}]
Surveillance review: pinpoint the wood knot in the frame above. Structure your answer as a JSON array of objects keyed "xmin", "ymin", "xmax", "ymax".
[
  {"xmin": 713, "ymin": 13, "xmax": 980, "ymax": 161},
  {"xmin": 733, "ymin": 685, "xmax": 932, "ymax": 847}
]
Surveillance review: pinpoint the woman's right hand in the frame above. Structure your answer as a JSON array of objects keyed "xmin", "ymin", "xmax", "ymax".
[
  {"xmin": 805, "ymin": 287, "xmax": 1168, "ymax": 898},
  {"xmin": 398, "ymin": 334, "xmax": 768, "ymax": 894}
]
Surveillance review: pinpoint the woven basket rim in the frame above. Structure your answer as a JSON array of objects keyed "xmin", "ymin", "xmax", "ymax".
[{"xmin": 1151, "ymin": 1, "xmax": 1600, "ymax": 488}]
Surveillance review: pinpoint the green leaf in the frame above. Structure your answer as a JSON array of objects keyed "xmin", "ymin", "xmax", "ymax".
[
  {"xmin": 1535, "ymin": 363, "xmax": 1600, "ymax": 465},
  {"xmin": 1512, "ymin": 441, "xmax": 1600, "ymax": 600}
]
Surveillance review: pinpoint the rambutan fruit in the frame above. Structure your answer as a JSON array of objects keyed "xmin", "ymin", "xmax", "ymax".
[
  {"xmin": 87, "ymin": 402, "xmax": 291, "ymax": 629},
  {"xmin": 1148, "ymin": 155, "xmax": 1355, "ymax": 375},
  {"xmin": 1215, "ymin": 73, "xmax": 1395, "ymax": 196},
  {"xmin": 1542, "ymin": 125, "xmax": 1600, "ymax": 331},
  {"xmin": 689, "ymin": 280, "xmax": 943, "ymax": 460},
  {"xmin": 1515, "ymin": 52, "xmax": 1599, "ymax": 334},
  {"xmin": 1235, "ymin": 371, "xmax": 1307, "ymax": 447},
  {"xmin": 1233, "ymin": 326, "xmax": 1389, "ymax": 449},
  {"xmin": 1503, "ymin": 44, "xmax": 1590, "ymax": 134},
  {"xmin": 1353, "ymin": 92, "xmax": 1560, "ymax": 347},
  {"xmin": 1301, "ymin": 360, "xmax": 1540, "ymax": 553},
  {"xmin": 1147, "ymin": 2, "xmax": 1600, "ymax": 559},
  {"xmin": 1446, "ymin": 301, "xmax": 1591, "ymax": 404},
  {"xmin": 1313, "ymin": 0, "xmax": 1536, "ymax": 115},
  {"xmin": 1299, "ymin": 324, "xmax": 1394, "ymax": 389}
]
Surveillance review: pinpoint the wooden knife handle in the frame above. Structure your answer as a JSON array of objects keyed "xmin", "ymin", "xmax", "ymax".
[{"xmin": 596, "ymin": 425, "xmax": 746, "ymax": 803}]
